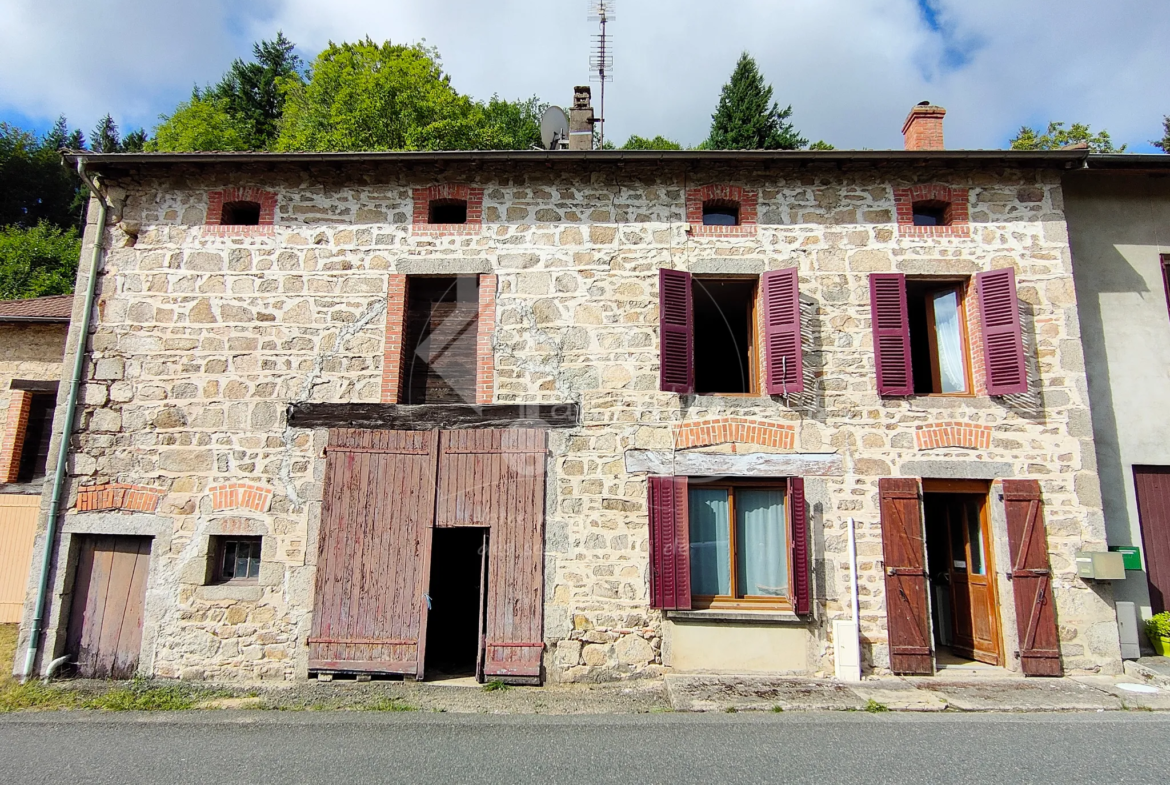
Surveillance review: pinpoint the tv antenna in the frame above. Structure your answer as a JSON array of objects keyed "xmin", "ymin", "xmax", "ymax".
[{"xmin": 588, "ymin": 0, "xmax": 614, "ymax": 148}]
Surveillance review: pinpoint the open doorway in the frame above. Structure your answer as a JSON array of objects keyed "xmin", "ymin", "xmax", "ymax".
[
  {"xmin": 924, "ymin": 481, "xmax": 1002, "ymax": 667},
  {"xmin": 424, "ymin": 527, "xmax": 488, "ymax": 681}
]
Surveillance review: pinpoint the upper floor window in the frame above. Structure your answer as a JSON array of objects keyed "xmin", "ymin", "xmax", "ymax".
[
  {"xmin": 685, "ymin": 185, "xmax": 758, "ymax": 237},
  {"xmin": 912, "ymin": 200, "xmax": 950, "ymax": 227},
  {"xmin": 411, "ymin": 185, "xmax": 484, "ymax": 235},
  {"xmin": 1, "ymin": 384, "xmax": 56, "ymax": 485},
  {"xmin": 702, "ymin": 200, "xmax": 740, "ymax": 227},
  {"xmin": 894, "ymin": 185, "xmax": 970, "ymax": 237},
  {"xmin": 428, "ymin": 199, "xmax": 468, "ymax": 225},
  {"xmin": 203, "ymin": 188, "xmax": 277, "ymax": 234},
  {"xmin": 906, "ymin": 279, "xmax": 970, "ymax": 394},
  {"xmin": 221, "ymin": 201, "xmax": 261, "ymax": 226},
  {"xmin": 402, "ymin": 276, "xmax": 480, "ymax": 404},
  {"xmin": 693, "ymin": 278, "xmax": 757, "ymax": 394}
]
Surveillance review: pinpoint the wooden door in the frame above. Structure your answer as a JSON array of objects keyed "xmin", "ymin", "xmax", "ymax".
[
  {"xmin": 1003, "ymin": 480, "xmax": 1063, "ymax": 676},
  {"xmin": 943, "ymin": 496, "xmax": 999, "ymax": 665},
  {"xmin": 1134, "ymin": 466, "xmax": 1170, "ymax": 614},
  {"xmin": 308, "ymin": 429, "xmax": 438, "ymax": 675},
  {"xmin": 0, "ymin": 494, "xmax": 39, "ymax": 623},
  {"xmin": 66, "ymin": 535, "xmax": 152, "ymax": 678},
  {"xmin": 878, "ymin": 478, "xmax": 933, "ymax": 675},
  {"xmin": 437, "ymin": 429, "xmax": 547, "ymax": 682}
]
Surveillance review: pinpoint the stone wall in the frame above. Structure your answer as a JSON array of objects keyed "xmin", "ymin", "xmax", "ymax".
[
  {"xmin": 0, "ymin": 323, "xmax": 67, "ymax": 428},
  {"xmin": 17, "ymin": 160, "xmax": 1121, "ymax": 681}
]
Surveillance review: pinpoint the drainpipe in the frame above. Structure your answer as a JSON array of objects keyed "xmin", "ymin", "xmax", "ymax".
[{"xmin": 20, "ymin": 159, "xmax": 106, "ymax": 682}]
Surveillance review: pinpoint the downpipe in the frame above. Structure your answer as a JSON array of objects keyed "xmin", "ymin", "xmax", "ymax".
[{"xmin": 20, "ymin": 159, "xmax": 106, "ymax": 682}]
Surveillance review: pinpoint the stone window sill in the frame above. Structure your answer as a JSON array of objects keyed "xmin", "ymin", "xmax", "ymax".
[
  {"xmin": 667, "ymin": 609, "xmax": 805, "ymax": 624},
  {"xmin": 196, "ymin": 584, "xmax": 263, "ymax": 602}
]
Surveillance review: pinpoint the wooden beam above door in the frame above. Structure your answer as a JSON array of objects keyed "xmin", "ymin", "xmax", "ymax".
[{"xmin": 288, "ymin": 402, "xmax": 579, "ymax": 431}]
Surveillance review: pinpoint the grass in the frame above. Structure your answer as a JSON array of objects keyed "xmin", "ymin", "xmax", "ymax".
[
  {"xmin": 864, "ymin": 698, "xmax": 889, "ymax": 714},
  {"xmin": 481, "ymin": 679, "xmax": 509, "ymax": 693},
  {"xmin": 0, "ymin": 624, "xmax": 16, "ymax": 686},
  {"xmin": 0, "ymin": 678, "xmax": 234, "ymax": 713},
  {"xmin": 355, "ymin": 696, "xmax": 416, "ymax": 712},
  {"xmin": 771, "ymin": 705, "xmax": 784, "ymax": 713},
  {"xmin": 724, "ymin": 706, "xmax": 738, "ymax": 713}
]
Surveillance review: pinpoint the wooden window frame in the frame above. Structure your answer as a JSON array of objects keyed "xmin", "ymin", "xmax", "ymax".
[
  {"xmin": 912, "ymin": 277, "xmax": 975, "ymax": 398},
  {"xmin": 210, "ymin": 536, "xmax": 262, "ymax": 585},
  {"xmin": 692, "ymin": 275, "xmax": 760, "ymax": 397},
  {"xmin": 689, "ymin": 479, "xmax": 793, "ymax": 611}
]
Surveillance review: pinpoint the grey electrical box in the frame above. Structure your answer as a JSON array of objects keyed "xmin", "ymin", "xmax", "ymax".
[{"xmin": 1075, "ymin": 551, "xmax": 1126, "ymax": 581}]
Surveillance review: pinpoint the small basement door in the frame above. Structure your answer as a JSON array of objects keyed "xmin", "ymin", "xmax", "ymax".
[{"xmin": 66, "ymin": 535, "xmax": 152, "ymax": 678}]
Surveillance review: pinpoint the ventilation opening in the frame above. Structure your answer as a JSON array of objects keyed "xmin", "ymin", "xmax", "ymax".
[
  {"xmin": 693, "ymin": 278, "xmax": 757, "ymax": 394},
  {"xmin": 429, "ymin": 199, "xmax": 468, "ymax": 224},
  {"xmin": 702, "ymin": 200, "xmax": 740, "ymax": 227},
  {"xmin": 912, "ymin": 200, "xmax": 950, "ymax": 227},
  {"xmin": 16, "ymin": 393, "xmax": 55, "ymax": 482},
  {"xmin": 221, "ymin": 201, "xmax": 261, "ymax": 226},
  {"xmin": 906, "ymin": 278, "xmax": 969, "ymax": 395},
  {"xmin": 425, "ymin": 527, "xmax": 488, "ymax": 680},
  {"xmin": 403, "ymin": 276, "xmax": 480, "ymax": 404}
]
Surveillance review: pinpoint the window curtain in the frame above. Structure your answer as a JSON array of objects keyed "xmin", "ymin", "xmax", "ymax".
[
  {"xmin": 736, "ymin": 489, "xmax": 787, "ymax": 597},
  {"xmin": 932, "ymin": 290, "xmax": 966, "ymax": 393},
  {"xmin": 689, "ymin": 489, "xmax": 730, "ymax": 596}
]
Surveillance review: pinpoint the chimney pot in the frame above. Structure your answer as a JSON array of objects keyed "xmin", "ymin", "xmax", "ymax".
[{"xmin": 902, "ymin": 103, "xmax": 946, "ymax": 151}]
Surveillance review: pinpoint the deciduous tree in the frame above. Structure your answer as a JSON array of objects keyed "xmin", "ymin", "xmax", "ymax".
[{"xmin": 1010, "ymin": 122, "xmax": 1125, "ymax": 152}]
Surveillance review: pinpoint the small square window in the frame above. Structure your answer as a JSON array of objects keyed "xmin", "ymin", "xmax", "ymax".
[
  {"xmin": 211, "ymin": 536, "xmax": 262, "ymax": 583},
  {"xmin": 429, "ymin": 199, "xmax": 468, "ymax": 225},
  {"xmin": 702, "ymin": 200, "xmax": 740, "ymax": 226},
  {"xmin": 912, "ymin": 200, "xmax": 950, "ymax": 227},
  {"xmin": 221, "ymin": 201, "xmax": 261, "ymax": 226}
]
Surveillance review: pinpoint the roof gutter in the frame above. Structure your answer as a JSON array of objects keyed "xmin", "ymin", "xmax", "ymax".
[
  {"xmin": 0, "ymin": 317, "xmax": 71, "ymax": 324},
  {"xmin": 21, "ymin": 159, "xmax": 105, "ymax": 682}
]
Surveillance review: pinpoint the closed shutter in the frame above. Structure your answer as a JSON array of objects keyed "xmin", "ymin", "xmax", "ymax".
[
  {"xmin": 1134, "ymin": 466, "xmax": 1170, "ymax": 615},
  {"xmin": 763, "ymin": 268, "xmax": 804, "ymax": 394},
  {"xmin": 878, "ymin": 478, "xmax": 932, "ymax": 675},
  {"xmin": 977, "ymin": 268, "xmax": 1028, "ymax": 395},
  {"xmin": 869, "ymin": 274, "xmax": 913, "ymax": 396},
  {"xmin": 789, "ymin": 477, "xmax": 811, "ymax": 614},
  {"xmin": 659, "ymin": 269, "xmax": 694, "ymax": 394},
  {"xmin": 1003, "ymin": 480, "xmax": 1062, "ymax": 676},
  {"xmin": 648, "ymin": 475, "xmax": 691, "ymax": 610}
]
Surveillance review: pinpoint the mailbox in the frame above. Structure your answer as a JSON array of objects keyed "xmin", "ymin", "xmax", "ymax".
[
  {"xmin": 1108, "ymin": 545, "xmax": 1143, "ymax": 571},
  {"xmin": 1075, "ymin": 551, "xmax": 1126, "ymax": 581}
]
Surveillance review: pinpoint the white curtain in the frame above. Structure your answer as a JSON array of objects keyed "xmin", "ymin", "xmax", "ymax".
[
  {"xmin": 735, "ymin": 490, "xmax": 787, "ymax": 597},
  {"xmin": 689, "ymin": 489, "xmax": 730, "ymax": 596},
  {"xmin": 933, "ymin": 290, "xmax": 966, "ymax": 393}
]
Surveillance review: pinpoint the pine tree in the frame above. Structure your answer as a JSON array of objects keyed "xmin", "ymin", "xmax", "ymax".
[
  {"xmin": 214, "ymin": 31, "xmax": 303, "ymax": 149},
  {"xmin": 704, "ymin": 53, "xmax": 807, "ymax": 150},
  {"xmin": 90, "ymin": 114, "xmax": 120, "ymax": 153}
]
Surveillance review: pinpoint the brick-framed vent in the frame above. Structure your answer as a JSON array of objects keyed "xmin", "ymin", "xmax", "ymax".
[
  {"xmin": 674, "ymin": 417, "xmax": 796, "ymax": 450},
  {"xmin": 76, "ymin": 482, "xmax": 166, "ymax": 513},
  {"xmin": 894, "ymin": 184, "xmax": 970, "ymax": 238},
  {"xmin": 0, "ymin": 390, "xmax": 33, "ymax": 483},
  {"xmin": 204, "ymin": 188, "xmax": 277, "ymax": 236},
  {"xmin": 476, "ymin": 274, "xmax": 497, "ymax": 405},
  {"xmin": 208, "ymin": 482, "xmax": 273, "ymax": 513},
  {"xmin": 915, "ymin": 421, "xmax": 993, "ymax": 451},
  {"xmin": 685, "ymin": 185, "xmax": 758, "ymax": 237},
  {"xmin": 412, "ymin": 184, "xmax": 484, "ymax": 236}
]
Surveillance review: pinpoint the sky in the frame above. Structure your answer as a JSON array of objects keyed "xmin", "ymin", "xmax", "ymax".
[{"xmin": 1, "ymin": 0, "xmax": 1168, "ymax": 152}]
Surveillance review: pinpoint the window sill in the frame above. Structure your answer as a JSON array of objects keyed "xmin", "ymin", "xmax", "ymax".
[
  {"xmin": 196, "ymin": 583, "xmax": 263, "ymax": 602},
  {"xmin": 667, "ymin": 608, "xmax": 805, "ymax": 624}
]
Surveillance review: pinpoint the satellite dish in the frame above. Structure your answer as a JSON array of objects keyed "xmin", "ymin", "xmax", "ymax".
[{"xmin": 540, "ymin": 106, "xmax": 570, "ymax": 150}]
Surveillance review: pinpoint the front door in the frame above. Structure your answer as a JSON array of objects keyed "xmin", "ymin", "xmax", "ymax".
[
  {"xmin": 66, "ymin": 535, "xmax": 152, "ymax": 678},
  {"xmin": 1134, "ymin": 466, "xmax": 1170, "ymax": 614}
]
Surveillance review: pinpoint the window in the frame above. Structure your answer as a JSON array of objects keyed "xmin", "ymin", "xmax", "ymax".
[
  {"xmin": 906, "ymin": 279, "xmax": 970, "ymax": 395},
  {"xmin": 402, "ymin": 276, "xmax": 480, "ymax": 404},
  {"xmin": 912, "ymin": 200, "xmax": 950, "ymax": 226},
  {"xmin": 894, "ymin": 185, "xmax": 970, "ymax": 237},
  {"xmin": 212, "ymin": 537, "xmax": 261, "ymax": 583},
  {"xmin": 16, "ymin": 393, "xmax": 54, "ymax": 481},
  {"xmin": 688, "ymin": 481, "xmax": 790, "ymax": 608},
  {"xmin": 702, "ymin": 200, "xmax": 739, "ymax": 227},
  {"xmin": 691, "ymin": 278, "xmax": 757, "ymax": 394},
  {"xmin": 220, "ymin": 201, "xmax": 261, "ymax": 226},
  {"xmin": 428, "ymin": 199, "xmax": 468, "ymax": 225}
]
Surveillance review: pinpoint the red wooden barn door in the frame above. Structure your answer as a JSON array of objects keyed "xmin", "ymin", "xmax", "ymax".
[
  {"xmin": 437, "ymin": 428, "xmax": 548, "ymax": 683},
  {"xmin": 878, "ymin": 478, "xmax": 933, "ymax": 675},
  {"xmin": 1003, "ymin": 480, "xmax": 1063, "ymax": 676},
  {"xmin": 308, "ymin": 429, "xmax": 438, "ymax": 675},
  {"xmin": 66, "ymin": 535, "xmax": 152, "ymax": 678}
]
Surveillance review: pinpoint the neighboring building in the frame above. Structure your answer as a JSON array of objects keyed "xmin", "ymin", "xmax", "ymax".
[
  {"xmin": 14, "ymin": 105, "xmax": 1124, "ymax": 683},
  {"xmin": 0, "ymin": 295, "xmax": 71, "ymax": 623},
  {"xmin": 1064, "ymin": 158, "xmax": 1170, "ymax": 644}
]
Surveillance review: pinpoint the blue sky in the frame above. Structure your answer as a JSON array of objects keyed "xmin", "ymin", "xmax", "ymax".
[{"xmin": 1, "ymin": 0, "xmax": 1167, "ymax": 151}]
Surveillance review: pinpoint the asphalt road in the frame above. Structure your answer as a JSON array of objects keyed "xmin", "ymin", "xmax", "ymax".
[{"xmin": 0, "ymin": 711, "xmax": 1164, "ymax": 784}]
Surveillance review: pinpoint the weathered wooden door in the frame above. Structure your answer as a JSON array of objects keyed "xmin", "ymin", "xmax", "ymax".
[
  {"xmin": 66, "ymin": 535, "xmax": 152, "ymax": 678},
  {"xmin": 1003, "ymin": 480, "xmax": 1063, "ymax": 676},
  {"xmin": 879, "ymin": 478, "xmax": 933, "ymax": 675},
  {"xmin": 942, "ymin": 495, "xmax": 999, "ymax": 665},
  {"xmin": 436, "ymin": 429, "xmax": 547, "ymax": 682},
  {"xmin": 308, "ymin": 429, "xmax": 438, "ymax": 675},
  {"xmin": 1134, "ymin": 466, "xmax": 1170, "ymax": 614}
]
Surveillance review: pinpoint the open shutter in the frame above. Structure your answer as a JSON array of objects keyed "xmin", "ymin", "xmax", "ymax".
[
  {"xmin": 869, "ymin": 274, "xmax": 913, "ymax": 396},
  {"xmin": 1002, "ymin": 480, "xmax": 1062, "ymax": 676},
  {"xmin": 977, "ymin": 268, "xmax": 1028, "ymax": 395},
  {"xmin": 648, "ymin": 475, "xmax": 691, "ymax": 610},
  {"xmin": 789, "ymin": 477, "xmax": 810, "ymax": 615},
  {"xmin": 658, "ymin": 269, "xmax": 693, "ymax": 394},
  {"xmin": 878, "ymin": 478, "xmax": 932, "ymax": 675},
  {"xmin": 763, "ymin": 268, "xmax": 804, "ymax": 394}
]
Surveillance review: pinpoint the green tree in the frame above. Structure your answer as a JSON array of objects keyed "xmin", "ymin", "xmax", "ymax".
[
  {"xmin": 149, "ymin": 92, "xmax": 250, "ymax": 152},
  {"xmin": 0, "ymin": 222, "xmax": 80, "ymax": 299},
  {"xmin": 808, "ymin": 140, "xmax": 835, "ymax": 150},
  {"xmin": 90, "ymin": 114, "xmax": 120, "ymax": 153},
  {"xmin": 479, "ymin": 95, "xmax": 545, "ymax": 150},
  {"xmin": 1153, "ymin": 115, "xmax": 1170, "ymax": 152},
  {"xmin": 0, "ymin": 122, "xmax": 85, "ymax": 230},
  {"xmin": 1010, "ymin": 122, "xmax": 1125, "ymax": 153},
  {"xmin": 704, "ymin": 53, "xmax": 807, "ymax": 150},
  {"xmin": 620, "ymin": 134, "xmax": 682, "ymax": 150},
  {"xmin": 214, "ymin": 32, "xmax": 303, "ymax": 149}
]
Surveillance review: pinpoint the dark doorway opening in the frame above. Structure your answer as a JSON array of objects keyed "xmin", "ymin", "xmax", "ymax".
[
  {"xmin": 425, "ymin": 527, "xmax": 488, "ymax": 679},
  {"xmin": 693, "ymin": 278, "xmax": 757, "ymax": 395}
]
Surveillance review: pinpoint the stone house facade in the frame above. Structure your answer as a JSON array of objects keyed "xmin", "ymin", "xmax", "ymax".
[{"xmin": 14, "ymin": 112, "xmax": 1124, "ymax": 682}]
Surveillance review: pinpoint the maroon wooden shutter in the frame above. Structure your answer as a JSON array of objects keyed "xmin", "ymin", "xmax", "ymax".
[
  {"xmin": 1134, "ymin": 466, "xmax": 1170, "ymax": 615},
  {"xmin": 977, "ymin": 268, "xmax": 1028, "ymax": 395},
  {"xmin": 659, "ymin": 269, "xmax": 694, "ymax": 394},
  {"xmin": 878, "ymin": 478, "xmax": 932, "ymax": 675},
  {"xmin": 869, "ymin": 274, "xmax": 913, "ymax": 396},
  {"xmin": 1003, "ymin": 480, "xmax": 1063, "ymax": 676},
  {"xmin": 789, "ymin": 477, "xmax": 810, "ymax": 615},
  {"xmin": 648, "ymin": 475, "xmax": 691, "ymax": 610},
  {"xmin": 763, "ymin": 268, "xmax": 804, "ymax": 394}
]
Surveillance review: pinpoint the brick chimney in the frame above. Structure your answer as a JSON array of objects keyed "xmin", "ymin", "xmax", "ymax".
[
  {"xmin": 569, "ymin": 86, "xmax": 594, "ymax": 151},
  {"xmin": 902, "ymin": 102, "xmax": 946, "ymax": 151}
]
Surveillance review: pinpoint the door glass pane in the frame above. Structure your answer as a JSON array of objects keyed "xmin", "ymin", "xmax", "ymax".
[
  {"xmin": 966, "ymin": 500, "xmax": 986, "ymax": 575},
  {"xmin": 949, "ymin": 504, "xmax": 967, "ymax": 572},
  {"xmin": 932, "ymin": 289, "xmax": 967, "ymax": 393},
  {"xmin": 689, "ymin": 489, "xmax": 731, "ymax": 596},
  {"xmin": 735, "ymin": 489, "xmax": 787, "ymax": 597}
]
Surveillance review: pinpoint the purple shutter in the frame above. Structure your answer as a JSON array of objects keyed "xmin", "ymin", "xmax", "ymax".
[
  {"xmin": 977, "ymin": 268, "xmax": 1028, "ymax": 395},
  {"xmin": 869, "ymin": 273, "xmax": 913, "ymax": 396},
  {"xmin": 790, "ymin": 477, "xmax": 810, "ymax": 615},
  {"xmin": 648, "ymin": 475, "xmax": 691, "ymax": 610},
  {"xmin": 763, "ymin": 268, "xmax": 804, "ymax": 394},
  {"xmin": 659, "ymin": 269, "xmax": 693, "ymax": 394}
]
